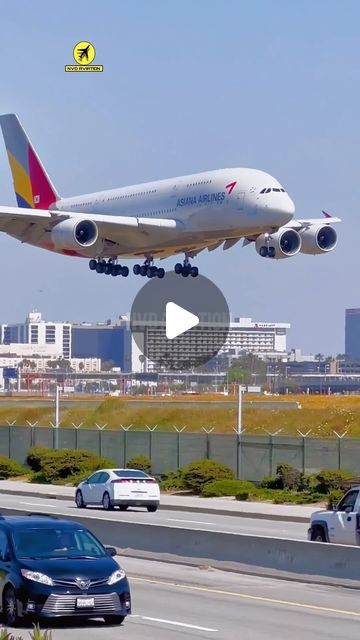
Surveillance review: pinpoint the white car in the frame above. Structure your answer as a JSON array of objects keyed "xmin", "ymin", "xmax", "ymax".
[{"xmin": 75, "ymin": 468, "xmax": 160, "ymax": 512}]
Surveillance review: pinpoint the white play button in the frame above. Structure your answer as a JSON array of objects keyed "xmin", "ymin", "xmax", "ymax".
[{"xmin": 165, "ymin": 301, "xmax": 200, "ymax": 339}]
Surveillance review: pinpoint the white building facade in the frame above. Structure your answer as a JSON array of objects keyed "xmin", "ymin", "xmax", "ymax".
[{"xmin": 0, "ymin": 312, "xmax": 71, "ymax": 359}]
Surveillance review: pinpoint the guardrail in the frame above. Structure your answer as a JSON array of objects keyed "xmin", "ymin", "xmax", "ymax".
[{"xmin": 0, "ymin": 506, "xmax": 358, "ymax": 587}]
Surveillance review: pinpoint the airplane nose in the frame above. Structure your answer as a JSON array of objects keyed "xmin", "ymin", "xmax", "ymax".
[{"xmin": 274, "ymin": 195, "xmax": 295, "ymax": 225}]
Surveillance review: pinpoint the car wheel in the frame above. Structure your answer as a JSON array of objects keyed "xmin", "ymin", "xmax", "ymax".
[
  {"xmin": 104, "ymin": 615, "xmax": 125, "ymax": 625},
  {"xmin": 75, "ymin": 490, "xmax": 86, "ymax": 508},
  {"xmin": 3, "ymin": 586, "xmax": 19, "ymax": 627},
  {"xmin": 147, "ymin": 505, "xmax": 158, "ymax": 512},
  {"xmin": 102, "ymin": 492, "xmax": 114, "ymax": 511},
  {"xmin": 310, "ymin": 526, "xmax": 327, "ymax": 542},
  {"xmin": 119, "ymin": 505, "xmax": 128, "ymax": 511}
]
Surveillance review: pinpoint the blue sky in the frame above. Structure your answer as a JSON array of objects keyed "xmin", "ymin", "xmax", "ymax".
[{"xmin": 0, "ymin": 0, "xmax": 359, "ymax": 354}]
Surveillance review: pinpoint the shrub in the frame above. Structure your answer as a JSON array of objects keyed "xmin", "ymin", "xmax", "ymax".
[
  {"xmin": 201, "ymin": 479, "xmax": 255, "ymax": 497},
  {"xmin": 127, "ymin": 455, "xmax": 152, "ymax": 474},
  {"xmin": 26, "ymin": 446, "xmax": 51, "ymax": 472},
  {"xmin": 235, "ymin": 492, "xmax": 249, "ymax": 501},
  {"xmin": 30, "ymin": 448, "xmax": 114, "ymax": 484},
  {"xmin": 260, "ymin": 475, "xmax": 282, "ymax": 489},
  {"xmin": 0, "ymin": 456, "xmax": 26, "ymax": 479},
  {"xmin": 161, "ymin": 469, "xmax": 186, "ymax": 492},
  {"xmin": 182, "ymin": 459, "xmax": 235, "ymax": 494},
  {"xmin": 311, "ymin": 469, "xmax": 355, "ymax": 494},
  {"xmin": 326, "ymin": 489, "xmax": 344, "ymax": 510},
  {"xmin": 276, "ymin": 463, "xmax": 303, "ymax": 490}
]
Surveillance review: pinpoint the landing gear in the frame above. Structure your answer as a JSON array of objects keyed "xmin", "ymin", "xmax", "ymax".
[
  {"xmin": 259, "ymin": 245, "xmax": 276, "ymax": 258},
  {"xmin": 174, "ymin": 258, "xmax": 199, "ymax": 277},
  {"xmin": 133, "ymin": 259, "xmax": 166, "ymax": 279},
  {"xmin": 89, "ymin": 259, "xmax": 129, "ymax": 277}
]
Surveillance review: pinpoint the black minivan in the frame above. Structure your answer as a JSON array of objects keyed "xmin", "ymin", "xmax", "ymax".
[{"xmin": 0, "ymin": 514, "xmax": 131, "ymax": 626}]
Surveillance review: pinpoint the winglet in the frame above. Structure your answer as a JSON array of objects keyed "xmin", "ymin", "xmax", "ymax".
[{"xmin": 322, "ymin": 210, "xmax": 333, "ymax": 218}]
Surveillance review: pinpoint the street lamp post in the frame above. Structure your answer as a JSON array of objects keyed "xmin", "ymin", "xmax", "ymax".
[
  {"xmin": 236, "ymin": 384, "xmax": 244, "ymax": 479},
  {"xmin": 54, "ymin": 385, "xmax": 60, "ymax": 450}
]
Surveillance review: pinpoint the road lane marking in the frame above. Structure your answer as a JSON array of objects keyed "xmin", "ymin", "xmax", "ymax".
[
  {"xmin": 20, "ymin": 501, "xmax": 59, "ymax": 508},
  {"xmin": 131, "ymin": 615, "xmax": 217, "ymax": 631},
  {"xmin": 130, "ymin": 577, "xmax": 360, "ymax": 618},
  {"xmin": 168, "ymin": 518, "xmax": 214, "ymax": 525}
]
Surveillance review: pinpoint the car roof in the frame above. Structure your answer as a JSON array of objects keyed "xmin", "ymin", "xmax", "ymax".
[
  {"xmin": 90, "ymin": 468, "xmax": 150, "ymax": 474},
  {"xmin": 0, "ymin": 516, "xmax": 84, "ymax": 530}
]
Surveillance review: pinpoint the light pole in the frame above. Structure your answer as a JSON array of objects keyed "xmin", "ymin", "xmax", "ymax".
[
  {"xmin": 54, "ymin": 385, "xmax": 60, "ymax": 450},
  {"xmin": 236, "ymin": 384, "xmax": 244, "ymax": 480},
  {"xmin": 237, "ymin": 384, "xmax": 244, "ymax": 434}
]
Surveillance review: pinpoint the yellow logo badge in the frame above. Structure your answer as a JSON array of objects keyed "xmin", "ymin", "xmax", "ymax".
[{"xmin": 65, "ymin": 41, "xmax": 103, "ymax": 73}]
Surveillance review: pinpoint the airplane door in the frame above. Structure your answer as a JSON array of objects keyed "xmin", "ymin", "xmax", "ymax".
[{"xmin": 236, "ymin": 191, "xmax": 245, "ymax": 210}]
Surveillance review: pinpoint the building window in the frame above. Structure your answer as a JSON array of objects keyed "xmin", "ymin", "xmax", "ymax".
[{"xmin": 45, "ymin": 325, "xmax": 56, "ymax": 344}]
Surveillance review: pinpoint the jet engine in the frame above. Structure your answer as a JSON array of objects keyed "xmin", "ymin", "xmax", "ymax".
[
  {"xmin": 255, "ymin": 228, "xmax": 301, "ymax": 259},
  {"xmin": 51, "ymin": 219, "xmax": 99, "ymax": 250},
  {"xmin": 300, "ymin": 225, "xmax": 337, "ymax": 254}
]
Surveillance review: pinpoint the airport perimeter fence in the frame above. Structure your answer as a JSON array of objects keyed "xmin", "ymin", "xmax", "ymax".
[{"xmin": 0, "ymin": 425, "xmax": 359, "ymax": 481}]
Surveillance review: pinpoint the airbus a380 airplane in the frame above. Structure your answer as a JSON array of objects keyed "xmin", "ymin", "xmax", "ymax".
[{"xmin": 0, "ymin": 114, "xmax": 340, "ymax": 279}]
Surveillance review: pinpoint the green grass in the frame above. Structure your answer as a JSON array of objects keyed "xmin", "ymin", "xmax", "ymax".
[{"xmin": 0, "ymin": 394, "xmax": 360, "ymax": 436}]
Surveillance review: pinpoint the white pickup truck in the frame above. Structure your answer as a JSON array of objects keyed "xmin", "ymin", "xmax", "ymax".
[{"xmin": 308, "ymin": 486, "xmax": 360, "ymax": 545}]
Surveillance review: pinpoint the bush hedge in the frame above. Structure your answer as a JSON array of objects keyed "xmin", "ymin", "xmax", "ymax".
[
  {"xmin": 182, "ymin": 460, "xmax": 235, "ymax": 494},
  {"xmin": 202, "ymin": 479, "xmax": 255, "ymax": 498},
  {"xmin": 0, "ymin": 455, "xmax": 26, "ymax": 478},
  {"xmin": 27, "ymin": 447, "xmax": 114, "ymax": 484},
  {"xmin": 127, "ymin": 455, "xmax": 152, "ymax": 474}
]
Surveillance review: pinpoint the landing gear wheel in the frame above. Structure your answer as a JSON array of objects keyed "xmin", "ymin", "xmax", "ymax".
[
  {"xmin": 102, "ymin": 492, "xmax": 114, "ymax": 511},
  {"xmin": 3, "ymin": 586, "xmax": 19, "ymax": 627},
  {"xmin": 75, "ymin": 490, "xmax": 86, "ymax": 509},
  {"xmin": 190, "ymin": 266, "xmax": 199, "ymax": 277},
  {"xmin": 104, "ymin": 263, "xmax": 113, "ymax": 275},
  {"xmin": 259, "ymin": 246, "xmax": 268, "ymax": 258},
  {"xmin": 140, "ymin": 265, "xmax": 147, "ymax": 276},
  {"xmin": 96, "ymin": 262, "xmax": 105, "ymax": 274},
  {"xmin": 121, "ymin": 266, "xmax": 129, "ymax": 277},
  {"xmin": 133, "ymin": 264, "xmax": 141, "ymax": 275},
  {"xmin": 174, "ymin": 263, "xmax": 183, "ymax": 274},
  {"xmin": 268, "ymin": 247, "xmax": 276, "ymax": 258},
  {"xmin": 157, "ymin": 267, "xmax": 165, "ymax": 279},
  {"xmin": 89, "ymin": 259, "xmax": 97, "ymax": 271},
  {"xmin": 104, "ymin": 615, "xmax": 125, "ymax": 625},
  {"xmin": 182, "ymin": 265, "xmax": 190, "ymax": 277}
]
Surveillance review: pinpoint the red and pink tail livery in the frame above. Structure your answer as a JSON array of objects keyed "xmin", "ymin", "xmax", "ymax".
[{"xmin": 0, "ymin": 113, "xmax": 60, "ymax": 209}]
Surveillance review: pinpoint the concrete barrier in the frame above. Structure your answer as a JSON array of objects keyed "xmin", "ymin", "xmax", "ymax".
[{"xmin": 0, "ymin": 506, "xmax": 359, "ymax": 587}]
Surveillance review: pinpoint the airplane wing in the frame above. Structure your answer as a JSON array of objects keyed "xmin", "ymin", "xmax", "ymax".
[
  {"xmin": 0, "ymin": 205, "xmax": 183, "ymax": 248},
  {"xmin": 285, "ymin": 212, "xmax": 341, "ymax": 230}
]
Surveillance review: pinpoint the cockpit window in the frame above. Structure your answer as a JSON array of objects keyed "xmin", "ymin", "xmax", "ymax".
[{"xmin": 260, "ymin": 187, "xmax": 286, "ymax": 194}]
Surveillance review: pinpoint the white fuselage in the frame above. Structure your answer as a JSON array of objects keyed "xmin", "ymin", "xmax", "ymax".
[{"xmin": 54, "ymin": 167, "xmax": 295, "ymax": 259}]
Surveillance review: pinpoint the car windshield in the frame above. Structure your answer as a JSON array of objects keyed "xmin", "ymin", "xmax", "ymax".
[
  {"xmin": 114, "ymin": 470, "xmax": 149, "ymax": 478},
  {"xmin": 12, "ymin": 527, "xmax": 107, "ymax": 559}
]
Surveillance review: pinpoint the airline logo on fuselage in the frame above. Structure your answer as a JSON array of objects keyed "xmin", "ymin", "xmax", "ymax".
[{"xmin": 177, "ymin": 191, "xmax": 225, "ymax": 207}]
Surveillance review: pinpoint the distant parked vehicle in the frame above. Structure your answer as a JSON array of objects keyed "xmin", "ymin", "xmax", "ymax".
[
  {"xmin": 75, "ymin": 468, "xmax": 160, "ymax": 512},
  {"xmin": 308, "ymin": 486, "xmax": 360, "ymax": 545}
]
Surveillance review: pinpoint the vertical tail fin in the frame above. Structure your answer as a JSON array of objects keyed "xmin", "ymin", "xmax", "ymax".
[{"xmin": 0, "ymin": 113, "xmax": 60, "ymax": 209}]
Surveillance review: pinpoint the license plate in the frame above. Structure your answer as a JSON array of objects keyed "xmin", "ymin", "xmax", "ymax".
[{"xmin": 76, "ymin": 597, "xmax": 94, "ymax": 609}]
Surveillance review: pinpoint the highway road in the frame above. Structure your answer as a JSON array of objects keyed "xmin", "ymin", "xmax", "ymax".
[
  {"xmin": 0, "ymin": 493, "xmax": 308, "ymax": 540},
  {"xmin": 4, "ymin": 557, "xmax": 360, "ymax": 639}
]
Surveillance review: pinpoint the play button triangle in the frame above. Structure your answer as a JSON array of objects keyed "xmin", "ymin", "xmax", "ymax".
[{"xmin": 165, "ymin": 301, "xmax": 200, "ymax": 339}]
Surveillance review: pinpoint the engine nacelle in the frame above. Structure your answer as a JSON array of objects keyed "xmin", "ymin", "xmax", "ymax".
[
  {"xmin": 51, "ymin": 219, "xmax": 99, "ymax": 250},
  {"xmin": 300, "ymin": 225, "xmax": 337, "ymax": 254},
  {"xmin": 255, "ymin": 228, "xmax": 301, "ymax": 259}
]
